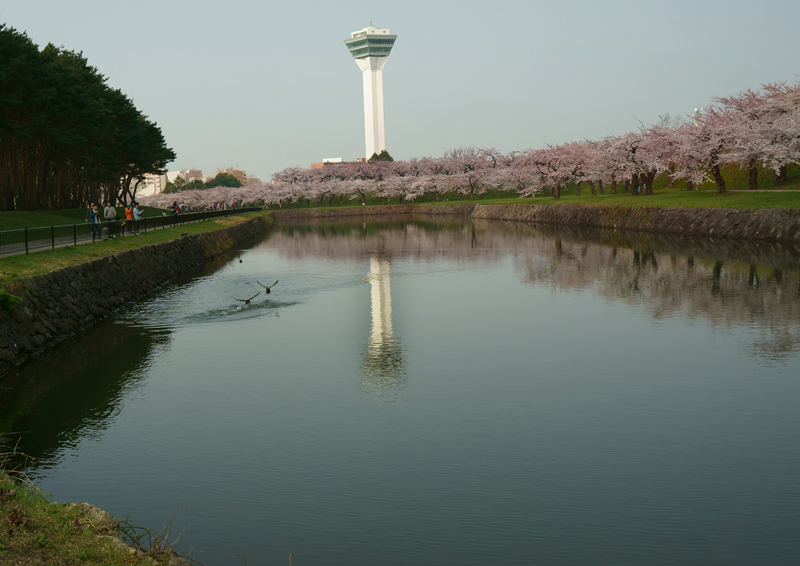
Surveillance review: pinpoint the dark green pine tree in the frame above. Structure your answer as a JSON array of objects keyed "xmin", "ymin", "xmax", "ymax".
[
  {"xmin": 0, "ymin": 24, "xmax": 176, "ymax": 210},
  {"xmin": 369, "ymin": 150, "xmax": 394, "ymax": 162}
]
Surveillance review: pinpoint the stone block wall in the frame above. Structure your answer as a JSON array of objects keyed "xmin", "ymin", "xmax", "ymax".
[
  {"xmin": 0, "ymin": 216, "xmax": 270, "ymax": 375},
  {"xmin": 272, "ymin": 203, "xmax": 800, "ymax": 243},
  {"xmin": 271, "ymin": 203, "xmax": 477, "ymax": 220},
  {"xmin": 470, "ymin": 204, "xmax": 800, "ymax": 241}
]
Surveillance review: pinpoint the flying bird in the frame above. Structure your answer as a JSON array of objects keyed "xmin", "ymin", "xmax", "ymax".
[
  {"xmin": 257, "ymin": 280, "xmax": 279, "ymax": 294},
  {"xmin": 233, "ymin": 292, "xmax": 259, "ymax": 306}
]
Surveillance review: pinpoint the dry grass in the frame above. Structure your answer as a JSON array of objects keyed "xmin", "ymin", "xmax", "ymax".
[{"xmin": 0, "ymin": 447, "xmax": 201, "ymax": 565}]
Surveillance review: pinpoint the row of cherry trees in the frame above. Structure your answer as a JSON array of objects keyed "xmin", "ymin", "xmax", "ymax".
[{"xmin": 142, "ymin": 79, "xmax": 800, "ymax": 210}]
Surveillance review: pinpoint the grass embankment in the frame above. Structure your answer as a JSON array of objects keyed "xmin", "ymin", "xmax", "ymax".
[
  {"xmin": 454, "ymin": 184, "xmax": 800, "ymax": 209},
  {"xmin": 0, "ymin": 207, "xmax": 167, "ymax": 231},
  {"xmin": 0, "ymin": 473, "xmax": 165, "ymax": 566},
  {"xmin": 0, "ymin": 210, "xmax": 270, "ymax": 282},
  {"xmin": 298, "ymin": 183, "xmax": 800, "ymax": 212}
]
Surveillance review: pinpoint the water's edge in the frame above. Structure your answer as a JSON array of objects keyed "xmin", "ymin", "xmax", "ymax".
[
  {"xmin": 1, "ymin": 211, "xmax": 798, "ymax": 565},
  {"xmin": 272, "ymin": 202, "xmax": 800, "ymax": 242},
  {"xmin": 0, "ymin": 215, "xmax": 271, "ymax": 376},
  {"xmin": 5, "ymin": 201, "xmax": 798, "ymax": 375}
]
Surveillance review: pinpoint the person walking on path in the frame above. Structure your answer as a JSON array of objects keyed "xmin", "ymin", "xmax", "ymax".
[
  {"xmin": 122, "ymin": 203, "xmax": 133, "ymax": 236},
  {"xmin": 104, "ymin": 201, "xmax": 117, "ymax": 237},
  {"xmin": 133, "ymin": 203, "xmax": 143, "ymax": 233},
  {"xmin": 91, "ymin": 204, "xmax": 101, "ymax": 239},
  {"xmin": 104, "ymin": 202, "xmax": 116, "ymax": 221}
]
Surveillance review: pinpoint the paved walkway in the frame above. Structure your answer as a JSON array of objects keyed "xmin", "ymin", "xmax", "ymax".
[
  {"xmin": 1, "ymin": 230, "xmax": 140, "ymax": 258},
  {"xmin": 0, "ymin": 208, "xmax": 260, "ymax": 258}
]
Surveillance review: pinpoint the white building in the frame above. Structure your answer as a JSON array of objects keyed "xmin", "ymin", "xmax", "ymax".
[
  {"xmin": 344, "ymin": 26, "xmax": 397, "ymax": 159},
  {"xmin": 134, "ymin": 173, "xmax": 168, "ymax": 197}
]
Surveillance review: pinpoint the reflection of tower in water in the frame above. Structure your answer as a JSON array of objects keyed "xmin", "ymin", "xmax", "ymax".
[{"xmin": 362, "ymin": 256, "xmax": 406, "ymax": 401}]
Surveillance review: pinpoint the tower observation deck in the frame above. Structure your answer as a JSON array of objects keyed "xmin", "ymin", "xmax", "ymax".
[{"xmin": 344, "ymin": 26, "xmax": 397, "ymax": 159}]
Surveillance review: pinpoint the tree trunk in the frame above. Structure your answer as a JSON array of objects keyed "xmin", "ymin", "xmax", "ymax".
[
  {"xmin": 552, "ymin": 183, "xmax": 561, "ymax": 199},
  {"xmin": 597, "ymin": 179, "xmax": 604, "ymax": 195},
  {"xmin": 668, "ymin": 165, "xmax": 675, "ymax": 188},
  {"xmin": 774, "ymin": 165, "xmax": 787, "ymax": 186},
  {"xmin": 748, "ymin": 158, "xmax": 758, "ymax": 190},
  {"xmin": 711, "ymin": 164, "xmax": 726, "ymax": 194},
  {"xmin": 611, "ymin": 175, "xmax": 617, "ymax": 195},
  {"xmin": 643, "ymin": 172, "xmax": 655, "ymax": 195},
  {"xmin": 575, "ymin": 181, "xmax": 581, "ymax": 196},
  {"xmin": 587, "ymin": 180, "xmax": 596, "ymax": 195},
  {"xmin": 630, "ymin": 173, "xmax": 640, "ymax": 196},
  {"xmin": 687, "ymin": 180, "xmax": 694, "ymax": 191}
]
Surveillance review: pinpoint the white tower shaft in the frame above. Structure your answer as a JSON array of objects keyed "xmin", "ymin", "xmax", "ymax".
[
  {"xmin": 357, "ymin": 57, "xmax": 388, "ymax": 158},
  {"xmin": 344, "ymin": 26, "xmax": 397, "ymax": 160}
]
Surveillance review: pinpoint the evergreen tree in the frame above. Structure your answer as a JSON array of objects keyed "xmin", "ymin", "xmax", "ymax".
[
  {"xmin": 369, "ymin": 150, "xmax": 394, "ymax": 162},
  {"xmin": 0, "ymin": 24, "xmax": 176, "ymax": 210},
  {"xmin": 205, "ymin": 172, "xmax": 242, "ymax": 188}
]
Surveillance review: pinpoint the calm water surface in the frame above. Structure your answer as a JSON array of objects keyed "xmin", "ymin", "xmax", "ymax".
[{"xmin": 2, "ymin": 217, "xmax": 800, "ymax": 565}]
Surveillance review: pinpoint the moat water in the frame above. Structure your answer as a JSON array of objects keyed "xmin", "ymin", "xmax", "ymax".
[{"xmin": 2, "ymin": 216, "xmax": 800, "ymax": 565}]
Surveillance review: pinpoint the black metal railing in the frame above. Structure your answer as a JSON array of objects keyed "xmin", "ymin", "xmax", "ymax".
[{"xmin": 0, "ymin": 207, "xmax": 262, "ymax": 258}]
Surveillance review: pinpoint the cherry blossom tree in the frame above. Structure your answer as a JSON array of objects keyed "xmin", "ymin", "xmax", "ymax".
[{"xmin": 141, "ymin": 78, "xmax": 800, "ymax": 210}]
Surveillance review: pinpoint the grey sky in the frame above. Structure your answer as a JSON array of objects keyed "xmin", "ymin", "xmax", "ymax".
[{"xmin": 4, "ymin": 0, "xmax": 800, "ymax": 180}]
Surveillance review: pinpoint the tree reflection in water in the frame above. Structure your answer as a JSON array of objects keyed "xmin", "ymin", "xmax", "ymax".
[
  {"xmin": 273, "ymin": 215, "xmax": 800, "ymax": 362},
  {"xmin": 492, "ymin": 221, "xmax": 800, "ymax": 361},
  {"xmin": 0, "ymin": 322, "xmax": 171, "ymax": 471},
  {"xmin": 362, "ymin": 256, "xmax": 406, "ymax": 402}
]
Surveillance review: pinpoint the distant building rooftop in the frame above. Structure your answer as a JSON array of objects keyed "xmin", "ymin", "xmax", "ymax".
[{"xmin": 310, "ymin": 157, "xmax": 366, "ymax": 169}]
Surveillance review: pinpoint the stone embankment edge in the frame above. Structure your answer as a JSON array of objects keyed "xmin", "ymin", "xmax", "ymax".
[
  {"xmin": 272, "ymin": 203, "xmax": 800, "ymax": 242},
  {"xmin": 0, "ymin": 215, "xmax": 271, "ymax": 376}
]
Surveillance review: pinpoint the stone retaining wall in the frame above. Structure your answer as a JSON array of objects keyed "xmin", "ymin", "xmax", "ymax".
[
  {"xmin": 271, "ymin": 203, "xmax": 477, "ymax": 220},
  {"xmin": 470, "ymin": 204, "xmax": 800, "ymax": 242},
  {"xmin": 273, "ymin": 203, "xmax": 800, "ymax": 242},
  {"xmin": 0, "ymin": 215, "xmax": 270, "ymax": 376}
]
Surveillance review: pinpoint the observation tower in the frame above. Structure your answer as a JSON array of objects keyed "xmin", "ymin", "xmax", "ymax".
[{"xmin": 344, "ymin": 26, "xmax": 397, "ymax": 159}]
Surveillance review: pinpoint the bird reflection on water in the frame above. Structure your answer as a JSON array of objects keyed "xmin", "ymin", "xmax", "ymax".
[{"xmin": 362, "ymin": 256, "xmax": 406, "ymax": 402}]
